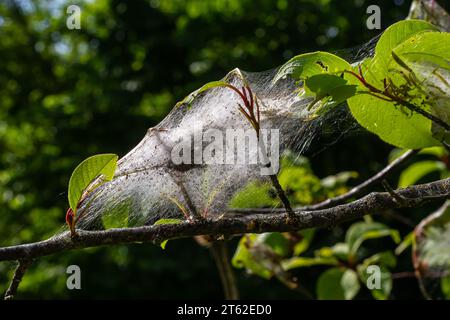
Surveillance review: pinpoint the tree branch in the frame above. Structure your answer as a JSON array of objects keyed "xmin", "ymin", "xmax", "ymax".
[
  {"xmin": 4, "ymin": 259, "xmax": 33, "ymax": 300},
  {"xmin": 0, "ymin": 178, "xmax": 448, "ymax": 263}
]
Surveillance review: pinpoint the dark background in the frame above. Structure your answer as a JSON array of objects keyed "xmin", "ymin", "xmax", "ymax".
[{"xmin": 0, "ymin": 0, "xmax": 447, "ymax": 298}]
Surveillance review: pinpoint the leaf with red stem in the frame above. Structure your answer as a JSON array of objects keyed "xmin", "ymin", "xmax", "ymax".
[
  {"xmin": 241, "ymin": 86, "xmax": 249, "ymax": 104},
  {"xmin": 237, "ymin": 104, "xmax": 255, "ymax": 126},
  {"xmin": 246, "ymin": 86, "xmax": 254, "ymax": 112},
  {"xmin": 358, "ymin": 64, "xmax": 366, "ymax": 82},
  {"xmin": 256, "ymin": 100, "xmax": 261, "ymax": 125}
]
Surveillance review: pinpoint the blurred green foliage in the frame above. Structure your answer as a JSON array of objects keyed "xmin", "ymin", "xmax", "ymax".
[
  {"xmin": 1, "ymin": 0, "xmax": 449, "ymax": 299},
  {"xmin": 232, "ymin": 147, "xmax": 450, "ymax": 299}
]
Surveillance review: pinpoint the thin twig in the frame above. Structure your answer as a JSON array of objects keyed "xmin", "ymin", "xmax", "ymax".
[
  {"xmin": 303, "ymin": 150, "xmax": 417, "ymax": 210},
  {"xmin": 231, "ymin": 149, "xmax": 418, "ymax": 214},
  {"xmin": 249, "ymin": 87, "xmax": 293, "ymax": 216},
  {"xmin": 391, "ymin": 271, "xmax": 416, "ymax": 279},
  {"xmin": 382, "ymin": 179, "xmax": 408, "ymax": 206},
  {"xmin": 4, "ymin": 259, "xmax": 33, "ymax": 300},
  {"xmin": 377, "ymin": 209, "xmax": 415, "ymax": 227},
  {"xmin": 269, "ymin": 174, "xmax": 294, "ymax": 214},
  {"xmin": 210, "ymin": 241, "xmax": 239, "ymax": 300}
]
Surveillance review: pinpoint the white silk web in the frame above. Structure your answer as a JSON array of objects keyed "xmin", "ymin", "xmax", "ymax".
[
  {"xmin": 74, "ymin": 63, "xmax": 361, "ymax": 230},
  {"xmin": 73, "ymin": 0, "xmax": 450, "ymax": 232}
]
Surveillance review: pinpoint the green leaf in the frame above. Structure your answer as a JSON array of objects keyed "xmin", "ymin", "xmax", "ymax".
[
  {"xmin": 442, "ymin": 275, "xmax": 450, "ymax": 299},
  {"xmin": 317, "ymin": 268, "xmax": 360, "ymax": 300},
  {"xmin": 281, "ymin": 256, "xmax": 338, "ymax": 270},
  {"xmin": 305, "ymin": 74, "xmax": 357, "ymax": 103},
  {"xmin": 392, "ymin": 32, "xmax": 450, "ymax": 71},
  {"xmin": 395, "ymin": 232, "xmax": 414, "ymax": 255},
  {"xmin": 398, "ymin": 160, "xmax": 446, "ymax": 188},
  {"xmin": 277, "ymin": 165, "xmax": 323, "ymax": 205},
  {"xmin": 153, "ymin": 218, "xmax": 183, "ymax": 249},
  {"xmin": 68, "ymin": 154, "xmax": 118, "ymax": 212},
  {"xmin": 305, "ymin": 74, "xmax": 347, "ymax": 98},
  {"xmin": 341, "ymin": 269, "xmax": 361, "ymax": 300},
  {"xmin": 316, "ymin": 242, "xmax": 350, "ymax": 261},
  {"xmin": 398, "ymin": 52, "xmax": 450, "ymax": 74},
  {"xmin": 419, "ymin": 146, "xmax": 448, "ymax": 158},
  {"xmin": 361, "ymin": 251, "xmax": 397, "ymax": 269},
  {"xmin": 273, "ymin": 52, "xmax": 354, "ymax": 117},
  {"xmin": 293, "ymin": 228, "xmax": 315, "ymax": 256},
  {"xmin": 175, "ymin": 80, "xmax": 230, "ymax": 107},
  {"xmin": 154, "ymin": 218, "xmax": 184, "ymax": 225},
  {"xmin": 304, "ymin": 74, "xmax": 357, "ymax": 115},
  {"xmin": 369, "ymin": 20, "xmax": 438, "ymax": 86},
  {"xmin": 328, "ymin": 84, "xmax": 358, "ymax": 103},
  {"xmin": 232, "ymin": 234, "xmax": 297, "ymax": 287},
  {"xmin": 346, "ymin": 222, "xmax": 401, "ymax": 257},
  {"xmin": 347, "ymin": 20, "xmax": 441, "ymax": 149},
  {"xmin": 348, "ymin": 93, "xmax": 438, "ymax": 149},
  {"xmin": 159, "ymin": 240, "xmax": 169, "ymax": 250},
  {"xmin": 232, "ymin": 235, "xmax": 273, "ymax": 279},
  {"xmin": 257, "ymin": 233, "xmax": 290, "ymax": 257},
  {"xmin": 391, "ymin": 32, "xmax": 450, "ymax": 144},
  {"xmin": 273, "ymin": 51, "xmax": 351, "ymax": 84}
]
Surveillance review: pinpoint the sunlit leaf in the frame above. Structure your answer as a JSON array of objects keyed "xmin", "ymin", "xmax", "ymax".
[
  {"xmin": 68, "ymin": 154, "xmax": 118, "ymax": 212},
  {"xmin": 175, "ymin": 80, "xmax": 230, "ymax": 108},
  {"xmin": 347, "ymin": 20, "xmax": 440, "ymax": 149},
  {"xmin": 304, "ymin": 74, "xmax": 357, "ymax": 115},
  {"xmin": 273, "ymin": 51, "xmax": 351, "ymax": 84},
  {"xmin": 368, "ymin": 19, "xmax": 438, "ymax": 88},
  {"xmin": 305, "ymin": 74, "xmax": 347, "ymax": 98},
  {"xmin": 392, "ymin": 32, "xmax": 450, "ymax": 144}
]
